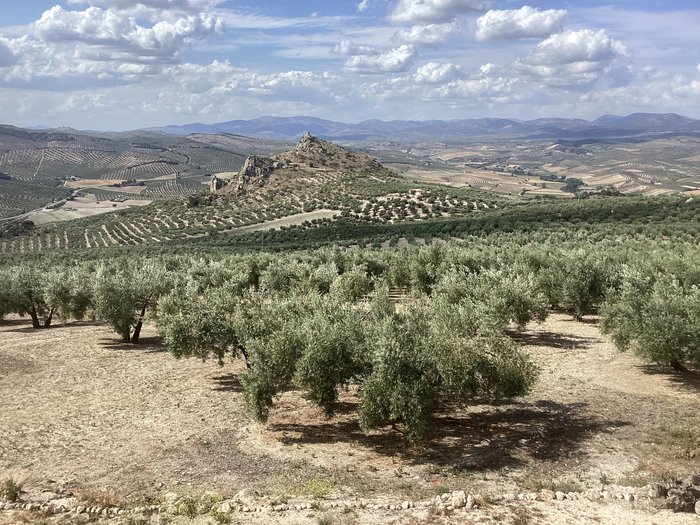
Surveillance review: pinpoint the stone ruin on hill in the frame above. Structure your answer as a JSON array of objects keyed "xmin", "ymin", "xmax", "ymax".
[{"xmin": 209, "ymin": 131, "xmax": 382, "ymax": 195}]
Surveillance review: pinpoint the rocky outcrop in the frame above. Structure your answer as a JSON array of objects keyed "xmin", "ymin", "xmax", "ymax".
[
  {"xmin": 235, "ymin": 155, "xmax": 276, "ymax": 192},
  {"xmin": 210, "ymin": 131, "xmax": 383, "ymax": 194},
  {"xmin": 210, "ymin": 175, "xmax": 225, "ymax": 193},
  {"xmin": 210, "ymin": 155, "xmax": 277, "ymax": 194}
]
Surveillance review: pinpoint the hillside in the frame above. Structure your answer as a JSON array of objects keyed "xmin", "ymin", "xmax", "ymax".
[
  {"xmin": 0, "ymin": 125, "xmax": 286, "ymax": 220},
  {"xmin": 212, "ymin": 132, "xmax": 384, "ymax": 195},
  {"xmin": 3, "ymin": 130, "xmax": 700, "ymax": 259},
  {"xmin": 0, "ymin": 133, "xmax": 506, "ymax": 255}
]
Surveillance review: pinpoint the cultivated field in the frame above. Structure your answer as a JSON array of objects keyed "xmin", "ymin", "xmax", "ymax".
[
  {"xmin": 28, "ymin": 194, "xmax": 152, "ymax": 225},
  {"xmin": 0, "ymin": 136, "xmax": 505, "ymax": 255},
  {"xmin": 1, "ymin": 314, "xmax": 698, "ymax": 524},
  {"xmin": 0, "ymin": 126, "xmax": 286, "ymax": 219},
  {"xmin": 374, "ymin": 136, "xmax": 700, "ymax": 197}
]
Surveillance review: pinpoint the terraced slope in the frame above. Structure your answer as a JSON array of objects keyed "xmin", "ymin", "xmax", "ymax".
[
  {"xmin": 0, "ymin": 134, "xmax": 506, "ymax": 254},
  {"xmin": 0, "ymin": 125, "xmax": 286, "ymax": 219}
]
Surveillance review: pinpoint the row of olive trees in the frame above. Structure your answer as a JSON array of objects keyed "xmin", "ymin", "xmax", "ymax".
[
  {"xmin": 155, "ymin": 281, "xmax": 540, "ymax": 443},
  {"xmin": 0, "ymin": 265, "xmax": 91, "ymax": 329},
  {"xmin": 0, "ymin": 261, "xmax": 170, "ymax": 343},
  {"xmin": 2, "ymin": 242, "xmax": 697, "ymax": 440},
  {"xmin": 149, "ymin": 247, "xmax": 556, "ymax": 443},
  {"xmin": 601, "ymin": 266, "xmax": 700, "ymax": 373}
]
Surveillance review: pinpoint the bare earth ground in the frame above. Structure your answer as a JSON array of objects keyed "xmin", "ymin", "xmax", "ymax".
[
  {"xmin": 28, "ymin": 195, "xmax": 152, "ymax": 225},
  {"xmin": 229, "ymin": 210, "xmax": 340, "ymax": 234},
  {"xmin": 1, "ymin": 313, "xmax": 699, "ymax": 524}
]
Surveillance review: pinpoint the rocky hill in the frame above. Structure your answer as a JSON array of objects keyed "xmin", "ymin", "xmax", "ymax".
[{"xmin": 211, "ymin": 132, "xmax": 385, "ymax": 195}]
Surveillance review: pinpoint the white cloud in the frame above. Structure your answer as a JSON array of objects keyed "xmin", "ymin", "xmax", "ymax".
[
  {"xmin": 345, "ymin": 45, "xmax": 416, "ymax": 74},
  {"xmin": 393, "ymin": 22, "xmax": 457, "ymax": 45},
  {"xmin": 475, "ymin": 6, "xmax": 566, "ymax": 41},
  {"xmin": 513, "ymin": 29, "xmax": 629, "ymax": 87},
  {"xmin": 523, "ymin": 29, "xmax": 628, "ymax": 67},
  {"xmin": 33, "ymin": 6, "xmax": 223, "ymax": 62},
  {"xmin": 389, "ymin": 0, "xmax": 488, "ymax": 25},
  {"xmin": 357, "ymin": 0, "xmax": 370, "ymax": 13},
  {"xmin": 332, "ymin": 40, "xmax": 379, "ymax": 56},
  {"xmin": 415, "ymin": 61, "xmax": 461, "ymax": 83}
]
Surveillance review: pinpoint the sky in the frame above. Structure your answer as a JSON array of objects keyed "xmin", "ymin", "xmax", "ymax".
[{"xmin": 0, "ymin": 0, "xmax": 699, "ymax": 130}]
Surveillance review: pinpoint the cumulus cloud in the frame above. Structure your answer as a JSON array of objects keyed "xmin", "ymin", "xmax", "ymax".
[
  {"xmin": 389, "ymin": 0, "xmax": 488, "ymax": 25},
  {"xmin": 393, "ymin": 22, "xmax": 457, "ymax": 45},
  {"xmin": 332, "ymin": 40, "xmax": 379, "ymax": 56},
  {"xmin": 512, "ymin": 29, "xmax": 629, "ymax": 88},
  {"xmin": 475, "ymin": 6, "xmax": 566, "ymax": 41},
  {"xmin": 523, "ymin": 29, "xmax": 628, "ymax": 66},
  {"xmin": 414, "ymin": 61, "xmax": 461, "ymax": 83},
  {"xmin": 33, "ymin": 6, "xmax": 223, "ymax": 61},
  {"xmin": 345, "ymin": 45, "xmax": 416, "ymax": 74}
]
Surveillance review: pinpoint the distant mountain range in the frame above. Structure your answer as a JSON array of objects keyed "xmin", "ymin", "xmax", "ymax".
[{"xmin": 144, "ymin": 113, "xmax": 700, "ymax": 143}]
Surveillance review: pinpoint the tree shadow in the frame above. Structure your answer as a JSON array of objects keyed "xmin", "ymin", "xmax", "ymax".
[
  {"xmin": 211, "ymin": 373, "xmax": 245, "ymax": 393},
  {"xmin": 0, "ymin": 318, "xmax": 32, "ymax": 328},
  {"xmin": 99, "ymin": 336, "xmax": 167, "ymax": 353},
  {"xmin": 636, "ymin": 364, "xmax": 700, "ymax": 394},
  {"xmin": 4, "ymin": 319, "xmax": 106, "ymax": 333},
  {"xmin": 510, "ymin": 331, "xmax": 598, "ymax": 350},
  {"xmin": 268, "ymin": 399, "xmax": 629, "ymax": 471}
]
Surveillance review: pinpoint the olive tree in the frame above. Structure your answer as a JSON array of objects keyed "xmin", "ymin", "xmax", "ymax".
[
  {"xmin": 156, "ymin": 277, "xmax": 252, "ymax": 364},
  {"xmin": 329, "ymin": 267, "xmax": 371, "ymax": 303},
  {"xmin": 358, "ymin": 300, "xmax": 537, "ymax": 442},
  {"xmin": 235, "ymin": 295, "xmax": 368, "ymax": 422},
  {"xmin": 433, "ymin": 268, "xmax": 547, "ymax": 332},
  {"xmin": 601, "ymin": 269, "xmax": 700, "ymax": 372},
  {"xmin": 236, "ymin": 293, "xmax": 537, "ymax": 444},
  {"xmin": 558, "ymin": 254, "xmax": 612, "ymax": 320},
  {"xmin": 92, "ymin": 261, "xmax": 172, "ymax": 343},
  {"xmin": 43, "ymin": 265, "xmax": 93, "ymax": 324},
  {"xmin": 1, "ymin": 265, "xmax": 58, "ymax": 328}
]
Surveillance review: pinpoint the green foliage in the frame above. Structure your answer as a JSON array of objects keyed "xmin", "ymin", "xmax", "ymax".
[
  {"xmin": 92, "ymin": 261, "xmax": 172, "ymax": 343},
  {"xmin": 601, "ymin": 268, "xmax": 700, "ymax": 371},
  {"xmin": 308, "ymin": 262, "xmax": 338, "ymax": 294},
  {"xmin": 2, "ymin": 477, "xmax": 22, "ymax": 502},
  {"xmin": 469, "ymin": 268, "xmax": 548, "ymax": 331},
  {"xmin": 157, "ymin": 284, "xmax": 245, "ymax": 364},
  {"xmin": 43, "ymin": 265, "xmax": 92, "ymax": 323},
  {"xmin": 558, "ymin": 253, "xmax": 614, "ymax": 320},
  {"xmin": 292, "ymin": 299, "xmax": 369, "ymax": 416},
  {"xmin": 0, "ymin": 265, "xmax": 63, "ymax": 328},
  {"xmin": 359, "ymin": 302, "xmax": 537, "ymax": 443},
  {"xmin": 329, "ymin": 268, "xmax": 371, "ymax": 303},
  {"xmin": 239, "ymin": 296, "xmax": 309, "ymax": 421}
]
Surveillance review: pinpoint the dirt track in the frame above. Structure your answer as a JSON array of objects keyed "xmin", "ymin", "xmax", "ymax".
[{"xmin": 0, "ymin": 313, "xmax": 698, "ymax": 524}]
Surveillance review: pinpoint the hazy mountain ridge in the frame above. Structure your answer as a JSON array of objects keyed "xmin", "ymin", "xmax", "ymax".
[{"xmin": 145, "ymin": 113, "xmax": 700, "ymax": 143}]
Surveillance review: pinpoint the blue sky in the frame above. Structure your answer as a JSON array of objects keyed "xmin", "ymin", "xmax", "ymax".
[{"xmin": 0, "ymin": 0, "xmax": 699, "ymax": 130}]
